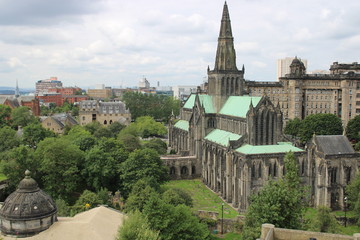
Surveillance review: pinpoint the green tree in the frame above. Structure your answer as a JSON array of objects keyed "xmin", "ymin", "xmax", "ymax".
[
  {"xmin": 143, "ymin": 138, "xmax": 167, "ymax": 155},
  {"xmin": 346, "ymin": 173, "xmax": 360, "ymax": 225},
  {"xmin": 11, "ymin": 106, "xmax": 37, "ymax": 128},
  {"xmin": 72, "ymin": 190, "xmax": 104, "ymax": 215},
  {"xmin": 346, "ymin": 115, "xmax": 360, "ymax": 142},
  {"xmin": 36, "ymin": 138, "xmax": 85, "ymax": 202},
  {"xmin": 107, "ymin": 121, "xmax": 125, "ymax": 137},
  {"xmin": 0, "ymin": 145, "xmax": 38, "ymax": 192},
  {"xmin": 0, "ymin": 126, "xmax": 20, "ymax": 151},
  {"xmin": 310, "ymin": 206, "xmax": 338, "ymax": 233},
  {"xmin": 162, "ymin": 188, "xmax": 193, "ymax": 207},
  {"xmin": 298, "ymin": 113, "xmax": 343, "ymax": 143},
  {"xmin": 55, "ymin": 199, "xmax": 71, "ymax": 217},
  {"xmin": 65, "ymin": 125, "xmax": 97, "ymax": 151},
  {"xmin": 243, "ymin": 152, "xmax": 305, "ymax": 240},
  {"xmin": 116, "ymin": 210, "xmax": 160, "ymax": 240},
  {"xmin": 124, "ymin": 179, "xmax": 159, "ymax": 213},
  {"xmin": 0, "ymin": 104, "xmax": 11, "ymax": 127},
  {"xmin": 143, "ymin": 193, "xmax": 211, "ymax": 240},
  {"xmin": 284, "ymin": 118, "xmax": 302, "ymax": 137},
  {"xmin": 84, "ymin": 121, "xmax": 102, "ymax": 135},
  {"xmin": 22, "ymin": 123, "xmax": 56, "ymax": 148},
  {"xmin": 120, "ymin": 149, "xmax": 168, "ymax": 198},
  {"xmin": 120, "ymin": 116, "xmax": 167, "ymax": 138},
  {"xmin": 93, "ymin": 126, "xmax": 113, "ymax": 138},
  {"xmin": 118, "ymin": 134, "xmax": 142, "ymax": 152}
]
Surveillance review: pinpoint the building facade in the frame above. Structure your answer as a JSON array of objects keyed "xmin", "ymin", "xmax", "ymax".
[
  {"xmin": 41, "ymin": 113, "xmax": 78, "ymax": 134},
  {"xmin": 35, "ymin": 77, "xmax": 62, "ymax": 95},
  {"xmin": 167, "ymin": 2, "xmax": 360, "ymax": 212},
  {"xmin": 277, "ymin": 57, "xmax": 308, "ymax": 80},
  {"xmin": 79, "ymin": 100, "xmax": 131, "ymax": 126}
]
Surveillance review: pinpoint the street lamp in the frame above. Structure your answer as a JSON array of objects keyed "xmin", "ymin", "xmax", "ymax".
[
  {"xmin": 344, "ymin": 196, "xmax": 348, "ymax": 227},
  {"xmin": 221, "ymin": 203, "xmax": 224, "ymax": 235}
]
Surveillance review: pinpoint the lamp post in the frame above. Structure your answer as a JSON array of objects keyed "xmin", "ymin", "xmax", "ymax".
[
  {"xmin": 344, "ymin": 196, "xmax": 348, "ymax": 227},
  {"xmin": 221, "ymin": 203, "xmax": 224, "ymax": 235}
]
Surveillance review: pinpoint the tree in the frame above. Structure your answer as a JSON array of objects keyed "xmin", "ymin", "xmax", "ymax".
[
  {"xmin": 11, "ymin": 106, "xmax": 37, "ymax": 128},
  {"xmin": 0, "ymin": 104, "xmax": 11, "ymax": 127},
  {"xmin": 284, "ymin": 118, "xmax": 302, "ymax": 137},
  {"xmin": 310, "ymin": 206, "xmax": 338, "ymax": 233},
  {"xmin": 36, "ymin": 138, "xmax": 85, "ymax": 202},
  {"xmin": 242, "ymin": 152, "xmax": 305, "ymax": 240},
  {"xmin": 298, "ymin": 113, "xmax": 343, "ymax": 143},
  {"xmin": 116, "ymin": 210, "xmax": 159, "ymax": 240},
  {"xmin": 162, "ymin": 188, "xmax": 193, "ymax": 207},
  {"xmin": 124, "ymin": 179, "xmax": 159, "ymax": 213},
  {"xmin": 120, "ymin": 116, "xmax": 167, "ymax": 138},
  {"xmin": 143, "ymin": 138, "xmax": 167, "ymax": 155},
  {"xmin": 107, "ymin": 121, "xmax": 125, "ymax": 137},
  {"xmin": 0, "ymin": 145, "xmax": 39, "ymax": 192},
  {"xmin": 120, "ymin": 149, "xmax": 168, "ymax": 198},
  {"xmin": 143, "ymin": 193, "xmax": 211, "ymax": 240},
  {"xmin": 118, "ymin": 134, "xmax": 142, "ymax": 152},
  {"xmin": 0, "ymin": 126, "xmax": 20, "ymax": 151},
  {"xmin": 72, "ymin": 190, "xmax": 104, "ymax": 215},
  {"xmin": 22, "ymin": 123, "xmax": 56, "ymax": 148},
  {"xmin": 83, "ymin": 121, "xmax": 102, "ymax": 135},
  {"xmin": 346, "ymin": 172, "xmax": 360, "ymax": 225},
  {"xmin": 93, "ymin": 126, "xmax": 113, "ymax": 138},
  {"xmin": 346, "ymin": 115, "xmax": 360, "ymax": 142},
  {"xmin": 65, "ymin": 125, "xmax": 97, "ymax": 151}
]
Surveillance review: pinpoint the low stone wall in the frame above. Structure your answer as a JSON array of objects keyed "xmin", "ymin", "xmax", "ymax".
[
  {"xmin": 260, "ymin": 223, "xmax": 360, "ymax": 240},
  {"xmin": 197, "ymin": 210, "xmax": 244, "ymax": 234}
]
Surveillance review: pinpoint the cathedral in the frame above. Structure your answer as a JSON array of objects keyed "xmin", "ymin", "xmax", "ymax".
[{"xmin": 165, "ymin": 2, "xmax": 360, "ymax": 212}]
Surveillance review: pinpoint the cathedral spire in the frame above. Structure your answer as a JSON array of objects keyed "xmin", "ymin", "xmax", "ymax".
[
  {"xmin": 214, "ymin": 2, "xmax": 238, "ymax": 71},
  {"xmin": 15, "ymin": 79, "xmax": 20, "ymax": 98}
]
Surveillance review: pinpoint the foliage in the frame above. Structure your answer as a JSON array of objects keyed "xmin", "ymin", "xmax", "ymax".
[
  {"xmin": 125, "ymin": 179, "xmax": 159, "ymax": 213},
  {"xmin": 22, "ymin": 123, "xmax": 56, "ymax": 148},
  {"xmin": 120, "ymin": 148, "xmax": 168, "ymax": 198},
  {"xmin": 107, "ymin": 121, "xmax": 125, "ymax": 137},
  {"xmin": 298, "ymin": 113, "xmax": 343, "ymax": 143},
  {"xmin": 116, "ymin": 210, "xmax": 160, "ymax": 240},
  {"xmin": 346, "ymin": 115, "xmax": 360, "ymax": 142},
  {"xmin": 310, "ymin": 206, "xmax": 339, "ymax": 233},
  {"xmin": 55, "ymin": 199, "xmax": 71, "ymax": 217},
  {"xmin": 242, "ymin": 152, "xmax": 305, "ymax": 240},
  {"xmin": 346, "ymin": 172, "xmax": 360, "ymax": 225},
  {"xmin": 36, "ymin": 137, "xmax": 85, "ymax": 202},
  {"xmin": 143, "ymin": 193, "xmax": 211, "ymax": 240},
  {"xmin": 0, "ymin": 145, "xmax": 38, "ymax": 192},
  {"xmin": 72, "ymin": 190, "xmax": 104, "ymax": 215},
  {"xmin": 143, "ymin": 138, "xmax": 167, "ymax": 155},
  {"xmin": 162, "ymin": 188, "xmax": 193, "ymax": 207},
  {"xmin": 0, "ymin": 104, "xmax": 11, "ymax": 127},
  {"xmin": 64, "ymin": 125, "xmax": 97, "ymax": 151},
  {"xmin": 122, "ymin": 91, "xmax": 180, "ymax": 121},
  {"xmin": 11, "ymin": 106, "xmax": 37, "ymax": 128},
  {"xmin": 118, "ymin": 134, "xmax": 142, "ymax": 152},
  {"xmin": 94, "ymin": 126, "xmax": 113, "ymax": 138},
  {"xmin": 0, "ymin": 126, "xmax": 20, "ymax": 151},
  {"xmin": 40, "ymin": 102, "xmax": 79, "ymax": 116},
  {"xmin": 120, "ymin": 116, "xmax": 167, "ymax": 138},
  {"xmin": 83, "ymin": 121, "xmax": 102, "ymax": 135},
  {"xmin": 284, "ymin": 118, "xmax": 302, "ymax": 137}
]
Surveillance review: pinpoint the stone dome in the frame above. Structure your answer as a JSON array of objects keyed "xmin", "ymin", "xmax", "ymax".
[{"xmin": 0, "ymin": 170, "xmax": 57, "ymax": 236}]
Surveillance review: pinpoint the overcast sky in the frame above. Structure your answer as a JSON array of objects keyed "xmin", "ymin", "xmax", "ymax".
[{"xmin": 0, "ymin": 0, "xmax": 359, "ymax": 89}]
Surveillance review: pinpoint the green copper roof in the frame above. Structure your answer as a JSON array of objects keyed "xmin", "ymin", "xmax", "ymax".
[
  {"xmin": 235, "ymin": 144, "xmax": 304, "ymax": 155},
  {"xmin": 183, "ymin": 94, "xmax": 215, "ymax": 113},
  {"xmin": 174, "ymin": 120, "xmax": 189, "ymax": 131},
  {"xmin": 204, "ymin": 129, "xmax": 241, "ymax": 147},
  {"xmin": 219, "ymin": 96, "xmax": 262, "ymax": 118}
]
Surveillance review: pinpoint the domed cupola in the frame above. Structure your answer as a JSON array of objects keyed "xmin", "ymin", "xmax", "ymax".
[
  {"xmin": 290, "ymin": 56, "xmax": 306, "ymax": 76},
  {"xmin": 0, "ymin": 170, "xmax": 57, "ymax": 236}
]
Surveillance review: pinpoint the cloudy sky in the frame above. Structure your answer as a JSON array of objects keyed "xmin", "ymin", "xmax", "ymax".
[{"xmin": 0, "ymin": 0, "xmax": 359, "ymax": 89}]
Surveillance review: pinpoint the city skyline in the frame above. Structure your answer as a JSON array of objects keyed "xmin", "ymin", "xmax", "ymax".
[{"xmin": 0, "ymin": 0, "xmax": 359, "ymax": 88}]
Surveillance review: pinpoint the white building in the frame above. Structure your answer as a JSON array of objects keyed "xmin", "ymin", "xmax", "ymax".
[
  {"xmin": 172, "ymin": 85, "xmax": 197, "ymax": 101},
  {"xmin": 277, "ymin": 57, "xmax": 307, "ymax": 80}
]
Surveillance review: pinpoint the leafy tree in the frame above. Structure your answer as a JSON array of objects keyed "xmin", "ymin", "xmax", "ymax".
[
  {"xmin": 0, "ymin": 104, "xmax": 11, "ymax": 127},
  {"xmin": 96, "ymin": 138, "xmax": 128, "ymax": 163},
  {"xmin": 298, "ymin": 113, "xmax": 343, "ymax": 143},
  {"xmin": 143, "ymin": 138, "xmax": 167, "ymax": 155},
  {"xmin": 0, "ymin": 145, "xmax": 38, "ymax": 192},
  {"xmin": 36, "ymin": 138, "xmax": 85, "ymax": 202},
  {"xmin": 83, "ymin": 121, "xmax": 102, "ymax": 135},
  {"xmin": 125, "ymin": 179, "xmax": 159, "ymax": 213},
  {"xmin": 346, "ymin": 115, "xmax": 360, "ymax": 142},
  {"xmin": 310, "ymin": 206, "xmax": 338, "ymax": 233},
  {"xmin": 120, "ymin": 149, "xmax": 168, "ymax": 198},
  {"xmin": 120, "ymin": 116, "xmax": 167, "ymax": 138},
  {"xmin": 284, "ymin": 118, "xmax": 302, "ymax": 137},
  {"xmin": 72, "ymin": 190, "xmax": 104, "ymax": 215},
  {"xmin": 65, "ymin": 125, "xmax": 97, "ymax": 151},
  {"xmin": 346, "ymin": 173, "xmax": 360, "ymax": 225},
  {"xmin": 162, "ymin": 188, "xmax": 193, "ymax": 207},
  {"xmin": 243, "ymin": 152, "xmax": 305, "ymax": 240},
  {"xmin": 22, "ymin": 123, "xmax": 56, "ymax": 148},
  {"xmin": 0, "ymin": 126, "xmax": 20, "ymax": 151},
  {"xmin": 116, "ymin": 210, "xmax": 160, "ymax": 240},
  {"xmin": 118, "ymin": 134, "xmax": 142, "ymax": 152},
  {"xmin": 94, "ymin": 126, "xmax": 113, "ymax": 138},
  {"xmin": 55, "ymin": 199, "xmax": 71, "ymax": 217},
  {"xmin": 11, "ymin": 106, "xmax": 37, "ymax": 128},
  {"xmin": 107, "ymin": 121, "xmax": 125, "ymax": 137},
  {"xmin": 143, "ymin": 193, "xmax": 211, "ymax": 240}
]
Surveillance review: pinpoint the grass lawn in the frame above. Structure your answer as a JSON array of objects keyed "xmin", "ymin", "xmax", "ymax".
[
  {"xmin": 163, "ymin": 179, "xmax": 239, "ymax": 219},
  {"xmin": 212, "ymin": 232, "xmax": 242, "ymax": 239}
]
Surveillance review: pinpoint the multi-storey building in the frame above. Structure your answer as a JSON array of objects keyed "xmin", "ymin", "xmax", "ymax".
[
  {"xmin": 48, "ymin": 87, "xmax": 82, "ymax": 96},
  {"xmin": 277, "ymin": 57, "xmax": 307, "ymax": 80},
  {"xmin": 35, "ymin": 77, "xmax": 62, "ymax": 95}
]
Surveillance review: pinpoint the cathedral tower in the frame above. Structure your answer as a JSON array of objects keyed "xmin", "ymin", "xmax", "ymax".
[{"xmin": 208, "ymin": 2, "xmax": 245, "ymax": 111}]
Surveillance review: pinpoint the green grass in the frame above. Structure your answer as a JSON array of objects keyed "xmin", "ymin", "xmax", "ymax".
[
  {"xmin": 212, "ymin": 232, "xmax": 242, "ymax": 239},
  {"xmin": 163, "ymin": 179, "xmax": 239, "ymax": 219},
  {"xmin": 0, "ymin": 173, "xmax": 7, "ymax": 181}
]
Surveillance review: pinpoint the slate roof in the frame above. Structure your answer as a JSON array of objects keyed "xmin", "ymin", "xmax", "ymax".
[
  {"xmin": 183, "ymin": 94, "xmax": 215, "ymax": 113},
  {"xmin": 219, "ymin": 96, "xmax": 261, "ymax": 118},
  {"xmin": 315, "ymin": 135, "xmax": 355, "ymax": 155},
  {"xmin": 173, "ymin": 120, "xmax": 189, "ymax": 131},
  {"xmin": 204, "ymin": 129, "xmax": 241, "ymax": 147},
  {"xmin": 236, "ymin": 143, "xmax": 304, "ymax": 155}
]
